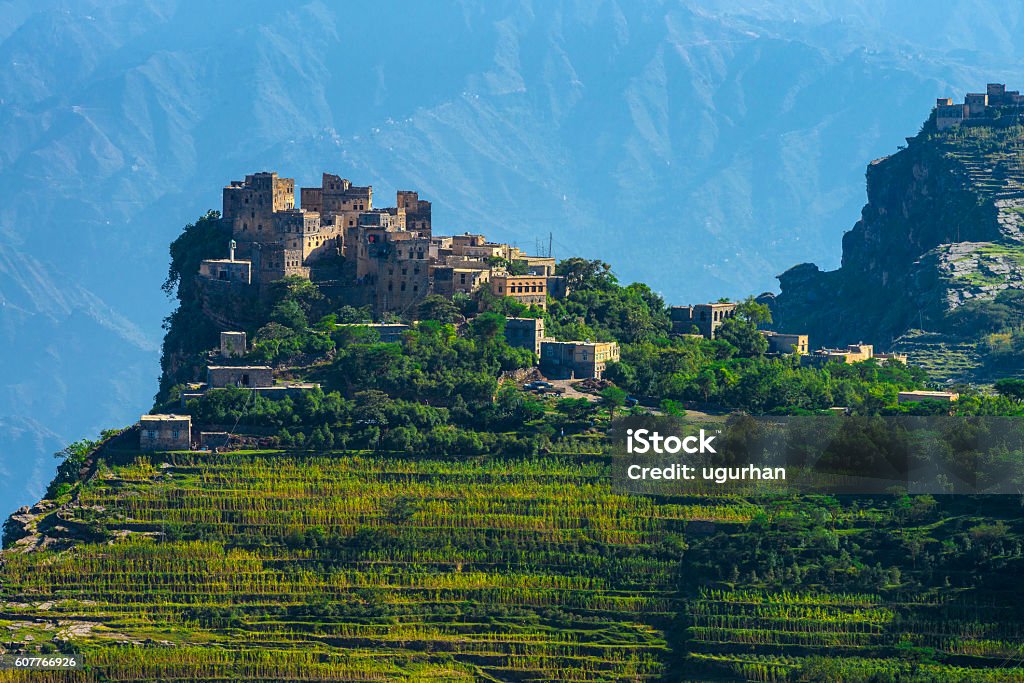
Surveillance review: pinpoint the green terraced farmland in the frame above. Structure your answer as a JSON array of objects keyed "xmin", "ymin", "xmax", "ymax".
[
  {"xmin": 3, "ymin": 450, "xmax": 1024, "ymax": 682},
  {"xmin": 0, "ymin": 452, "xmax": 680, "ymax": 682}
]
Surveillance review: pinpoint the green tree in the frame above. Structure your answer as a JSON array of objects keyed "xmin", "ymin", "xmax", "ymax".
[
  {"xmin": 994, "ymin": 378, "xmax": 1024, "ymax": 401},
  {"xmin": 271, "ymin": 299, "xmax": 309, "ymax": 331},
  {"xmin": 418, "ymin": 294, "xmax": 463, "ymax": 324},
  {"xmin": 600, "ymin": 386, "xmax": 628, "ymax": 420}
]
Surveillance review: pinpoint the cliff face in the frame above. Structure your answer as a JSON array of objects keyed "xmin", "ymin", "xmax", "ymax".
[{"xmin": 768, "ymin": 120, "xmax": 1024, "ymax": 370}]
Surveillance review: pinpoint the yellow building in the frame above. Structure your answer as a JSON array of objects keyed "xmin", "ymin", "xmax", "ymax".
[{"xmin": 491, "ymin": 274, "xmax": 547, "ymax": 310}]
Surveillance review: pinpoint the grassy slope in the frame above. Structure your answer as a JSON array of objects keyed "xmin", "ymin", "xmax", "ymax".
[{"xmin": 2, "ymin": 448, "xmax": 1024, "ymax": 682}]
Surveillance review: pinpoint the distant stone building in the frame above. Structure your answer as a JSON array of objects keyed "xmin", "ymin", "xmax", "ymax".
[
  {"xmin": 432, "ymin": 265, "xmax": 491, "ymax": 297},
  {"xmin": 222, "ymin": 172, "xmax": 295, "ymax": 249},
  {"xmin": 396, "ymin": 190, "xmax": 432, "ymax": 235},
  {"xmin": 804, "ymin": 343, "xmax": 908, "ymax": 366},
  {"xmin": 220, "ymin": 331, "xmax": 247, "ymax": 358},
  {"xmin": 140, "ymin": 414, "xmax": 191, "ymax": 451},
  {"xmin": 491, "ymin": 274, "xmax": 548, "ymax": 310},
  {"xmin": 207, "ymin": 365, "xmax": 274, "ymax": 389},
  {"xmin": 761, "ymin": 331, "xmax": 809, "ymax": 355},
  {"xmin": 199, "ymin": 240, "xmax": 251, "ymax": 284},
  {"xmin": 540, "ymin": 340, "xmax": 620, "ymax": 379},
  {"xmin": 670, "ymin": 303, "xmax": 737, "ymax": 339},
  {"xmin": 898, "ymin": 390, "xmax": 959, "ymax": 404},
  {"xmin": 504, "ymin": 317, "xmax": 546, "ymax": 357},
  {"xmin": 934, "ymin": 83, "xmax": 1024, "ymax": 130},
  {"xmin": 375, "ymin": 235, "xmax": 431, "ymax": 314},
  {"xmin": 300, "ymin": 173, "xmax": 372, "ymax": 238},
  {"xmin": 253, "ymin": 243, "xmax": 310, "ymax": 282}
]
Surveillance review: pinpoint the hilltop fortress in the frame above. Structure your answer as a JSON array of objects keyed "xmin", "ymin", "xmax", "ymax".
[{"xmin": 200, "ymin": 171, "xmax": 560, "ymax": 318}]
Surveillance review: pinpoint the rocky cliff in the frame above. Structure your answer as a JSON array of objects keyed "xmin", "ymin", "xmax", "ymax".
[{"xmin": 767, "ymin": 116, "xmax": 1024, "ymax": 381}]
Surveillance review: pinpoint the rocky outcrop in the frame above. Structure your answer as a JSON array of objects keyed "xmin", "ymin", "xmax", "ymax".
[{"xmin": 770, "ymin": 121, "xmax": 1024, "ymax": 356}]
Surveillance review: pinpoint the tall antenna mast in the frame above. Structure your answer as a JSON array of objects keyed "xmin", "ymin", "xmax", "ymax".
[{"xmin": 548, "ymin": 232, "xmax": 553, "ymax": 259}]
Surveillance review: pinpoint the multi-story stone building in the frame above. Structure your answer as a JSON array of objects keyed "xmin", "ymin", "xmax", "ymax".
[
  {"xmin": 540, "ymin": 340, "xmax": 620, "ymax": 379},
  {"xmin": 397, "ymin": 190, "xmax": 432, "ymax": 235},
  {"xmin": 504, "ymin": 317, "xmax": 546, "ymax": 357},
  {"xmin": 670, "ymin": 302, "xmax": 737, "ymax": 339},
  {"xmin": 432, "ymin": 265, "xmax": 491, "ymax": 297},
  {"xmin": 300, "ymin": 173, "xmax": 372, "ymax": 232},
  {"xmin": 491, "ymin": 274, "xmax": 548, "ymax": 310}
]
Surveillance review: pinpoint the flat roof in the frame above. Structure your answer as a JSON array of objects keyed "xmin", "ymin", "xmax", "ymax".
[{"xmin": 141, "ymin": 414, "xmax": 191, "ymax": 421}]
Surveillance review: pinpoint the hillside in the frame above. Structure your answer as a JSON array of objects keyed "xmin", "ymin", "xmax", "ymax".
[
  {"xmin": 768, "ymin": 110, "xmax": 1024, "ymax": 383},
  {"xmin": 6, "ymin": 0, "xmax": 1024, "ymax": 518},
  {"xmin": 4, "ymin": 202, "xmax": 1024, "ymax": 681},
  {"xmin": 4, "ymin": 442, "xmax": 1024, "ymax": 681}
]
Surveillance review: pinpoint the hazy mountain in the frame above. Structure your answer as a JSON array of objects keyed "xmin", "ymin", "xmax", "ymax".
[{"xmin": 0, "ymin": 0, "xmax": 1021, "ymax": 515}]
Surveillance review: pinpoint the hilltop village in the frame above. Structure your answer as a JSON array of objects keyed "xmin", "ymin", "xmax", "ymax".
[
  {"xmin": 137, "ymin": 85, "xmax": 1024, "ymax": 450},
  {"xmin": 141, "ymin": 109, "xmax": 989, "ymax": 451}
]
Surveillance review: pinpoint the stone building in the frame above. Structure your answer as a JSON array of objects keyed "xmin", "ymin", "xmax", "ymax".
[
  {"xmin": 540, "ymin": 340, "xmax": 620, "ymax": 379},
  {"xmin": 199, "ymin": 257, "xmax": 252, "ymax": 285},
  {"xmin": 804, "ymin": 343, "xmax": 908, "ymax": 366},
  {"xmin": 300, "ymin": 173, "xmax": 372, "ymax": 233},
  {"xmin": 504, "ymin": 317, "xmax": 546, "ymax": 357},
  {"xmin": 207, "ymin": 365, "xmax": 274, "ymax": 389},
  {"xmin": 140, "ymin": 414, "xmax": 191, "ymax": 451},
  {"xmin": 516, "ymin": 255, "xmax": 556, "ymax": 276},
  {"xmin": 199, "ymin": 239, "xmax": 252, "ymax": 285},
  {"xmin": 491, "ymin": 274, "xmax": 548, "ymax": 310},
  {"xmin": 897, "ymin": 390, "xmax": 958, "ymax": 404},
  {"xmin": 432, "ymin": 265, "xmax": 491, "ymax": 297},
  {"xmin": 253, "ymin": 243, "xmax": 309, "ymax": 282},
  {"xmin": 935, "ymin": 99, "xmax": 966, "ymax": 131},
  {"xmin": 670, "ymin": 302, "xmax": 737, "ymax": 339},
  {"xmin": 376, "ymin": 235, "xmax": 432, "ymax": 314},
  {"xmin": 761, "ymin": 331, "xmax": 809, "ymax": 355},
  {"xmin": 220, "ymin": 331, "xmax": 247, "ymax": 358},
  {"xmin": 934, "ymin": 84, "xmax": 1024, "ymax": 130},
  {"xmin": 222, "ymin": 172, "xmax": 295, "ymax": 250},
  {"xmin": 396, "ymin": 190, "xmax": 432, "ymax": 235}
]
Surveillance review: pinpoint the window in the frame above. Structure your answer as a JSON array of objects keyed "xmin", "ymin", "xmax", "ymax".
[
  {"xmin": 241, "ymin": 374, "xmax": 250, "ymax": 387},
  {"xmin": 146, "ymin": 430, "xmax": 156, "ymax": 440},
  {"xmin": 172, "ymin": 430, "xmax": 180, "ymax": 439}
]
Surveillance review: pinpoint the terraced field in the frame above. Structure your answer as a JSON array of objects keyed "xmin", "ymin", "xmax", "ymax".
[{"xmin": 2, "ymin": 450, "xmax": 1024, "ymax": 682}]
